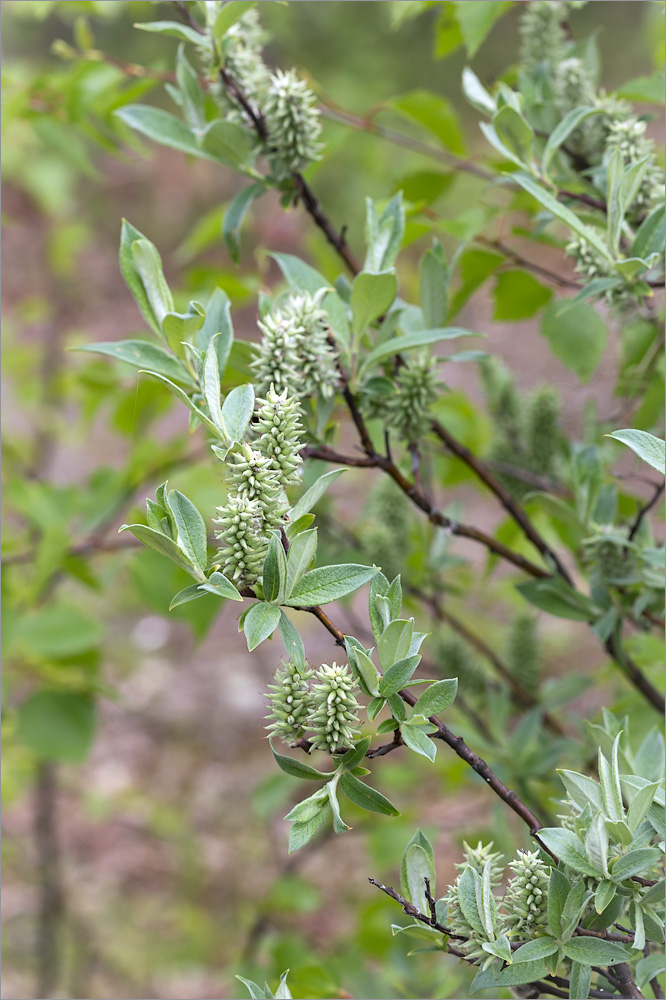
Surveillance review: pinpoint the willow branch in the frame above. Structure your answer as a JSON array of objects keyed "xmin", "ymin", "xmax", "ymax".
[{"xmin": 628, "ymin": 481, "xmax": 664, "ymax": 542}]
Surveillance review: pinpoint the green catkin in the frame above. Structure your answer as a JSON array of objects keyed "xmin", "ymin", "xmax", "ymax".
[
  {"xmin": 265, "ymin": 660, "xmax": 314, "ymax": 743},
  {"xmin": 306, "ymin": 662, "xmax": 361, "ymax": 752},
  {"xmin": 525, "ymin": 385, "xmax": 561, "ymax": 478},
  {"xmin": 202, "ymin": 9, "xmax": 270, "ymax": 136},
  {"xmin": 480, "ymin": 357, "xmax": 524, "ymax": 448},
  {"xmin": 360, "ymin": 477, "xmax": 412, "ymax": 581},
  {"xmin": 263, "ymin": 68, "xmax": 323, "ymax": 179},
  {"xmin": 459, "ymin": 841, "xmax": 505, "ymax": 886},
  {"xmin": 504, "ymin": 850, "xmax": 550, "ymax": 938},
  {"xmin": 431, "ymin": 632, "xmax": 487, "ymax": 701},
  {"xmin": 519, "ymin": 1, "xmax": 568, "ymax": 76},
  {"xmin": 506, "ymin": 614, "xmax": 540, "ymax": 699},
  {"xmin": 253, "ymin": 291, "xmax": 339, "ymax": 400},
  {"xmin": 584, "ymin": 528, "xmax": 635, "ymax": 585},
  {"xmin": 213, "ymin": 493, "xmax": 266, "ymax": 583},
  {"xmin": 554, "ymin": 56, "xmax": 596, "ymax": 117},
  {"xmin": 254, "ymin": 386, "xmax": 303, "ymax": 490},
  {"xmin": 605, "ymin": 117, "xmax": 665, "ymax": 218},
  {"xmin": 386, "ymin": 358, "xmax": 438, "ymax": 445}
]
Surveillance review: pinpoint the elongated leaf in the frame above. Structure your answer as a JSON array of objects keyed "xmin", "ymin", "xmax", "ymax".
[
  {"xmin": 212, "ymin": 1, "xmax": 256, "ymax": 41},
  {"xmin": 401, "ymin": 723, "xmax": 436, "ymax": 762},
  {"xmin": 611, "ymin": 847, "xmax": 662, "ymax": 882},
  {"xmin": 339, "ymin": 772, "xmax": 399, "ymax": 815},
  {"xmin": 196, "ymin": 287, "xmax": 234, "ymax": 370},
  {"xmin": 285, "ymin": 529, "xmax": 318, "ymax": 598},
  {"xmin": 262, "ymin": 533, "xmax": 288, "ymax": 604},
  {"xmin": 419, "ymin": 247, "xmax": 449, "ymax": 329},
  {"xmin": 413, "ymin": 679, "xmax": 457, "ymax": 717},
  {"xmin": 569, "ymin": 962, "xmax": 592, "ymax": 1000},
  {"xmin": 537, "ymin": 828, "xmax": 605, "ymax": 877},
  {"xmin": 512, "ymin": 938, "xmax": 559, "ymax": 964},
  {"xmin": 560, "ymin": 879, "xmax": 592, "ymax": 942},
  {"xmin": 115, "ymin": 105, "xmax": 205, "ymax": 158},
  {"xmin": 339, "ymin": 736, "xmax": 372, "ymax": 772},
  {"xmin": 379, "ymin": 655, "xmax": 421, "ymax": 697},
  {"xmin": 73, "ymin": 340, "xmax": 196, "ymax": 386},
  {"xmin": 119, "ymin": 219, "xmax": 162, "ymax": 336},
  {"xmin": 362, "ymin": 327, "xmax": 476, "ymax": 372},
  {"xmin": 198, "ymin": 571, "xmax": 243, "ymax": 602},
  {"xmin": 224, "ymin": 183, "xmax": 264, "ymax": 263},
  {"xmin": 169, "ymin": 584, "xmax": 208, "ymax": 610},
  {"xmin": 166, "ymin": 489, "xmax": 208, "ymax": 571},
  {"xmin": 557, "ymin": 770, "xmax": 603, "ymax": 812},
  {"xmin": 563, "ymin": 937, "xmax": 632, "ymax": 966},
  {"xmin": 243, "ymin": 602, "xmax": 281, "ymax": 650},
  {"xmin": 542, "ymin": 106, "xmax": 601, "ymax": 173},
  {"xmin": 202, "ymin": 332, "xmax": 225, "ymax": 431},
  {"xmin": 493, "ymin": 104, "xmax": 533, "ymax": 166},
  {"xmin": 162, "ymin": 302, "xmax": 205, "ymax": 360},
  {"xmin": 479, "ymin": 121, "xmax": 527, "ymax": 169},
  {"xmin": 457, "ymin": 867, "xmax": 484, "ymax": 936},
  {"xmin": 270, "ymin": 741, "xmax": 331, "ymax": 780},
  {"xmin": 288, "ymin": 801, "xmax": 331, "ymax": 853},
  {"xmin": 378, "ymin": 619, "xmax": 413, "ymax": 670},
  {"xmin": 351, "ymin": 271, "xmax": 397, "ymax": 334},
  {"xmin": 278, "ymin": 610, "xmax": 305, "ymax": 669},
  {"xmin": 132, "ymin": 238, "xmax": 174, "ymax": 331},
  {"xmin": 198, "ymin": 118, "xmax": 252, "ymax": 168},
  {"xmin": 547, "ymin": 868, "xmax": 570, "ymax": 939},
  {"xmin": 517, "ymin": 578, "xmax": 599, "ymax": 622},
  {"xmin": 453, "ymin": 0, "xmax": 511, "ymax": 56},
  {"xmin": 470, "ymin": 960, "xmax": 550, "ymax": 993},
  {"xmin": 512, "ymin": 172, "xmax": 613, "ymax": 263},
  {"xmin": 349, "ymin": 647, "xmax": 380, "ymax": 698},
  {"xmin": 403, "ymin": 844, "xmax": 433, "ymax": 913},
  {"xmin": 221, "ymin": 383, "xmax": 254, "ymax": 443},
  {"xmin": 289, "ymin": 469, "xmax": 348, "ymax": 521},
  {"xmin": 176, "ymin": 44, "xmax": 205, "ymax": 129},
  {"xmin": 286, "ymin": 564, "xmax": 378, "ymax": 607},
  {"xmin": 607, "ymin": 429, "xmax": 665, "ymax": 475},
  {"xmin": 327, "ymin": 780, "xmax": 350, "ymax": 833},
  {"xmin": 631, "ymin": 204, "xmax": 666, "ymax": 259},
  {"xmin": 119, "ymin": 523, "xmax": 205, "ymax": 581},
  {"xmin": 135, "ymin": 20, "xmax": 206, "ymax": 44},
  {"xmin": 540, "ymin": 299, "xmax": 607, "ymax": 383},
  {"xmin": 461, "ymin": 66, "xmax": 496, "ymax": 114}
]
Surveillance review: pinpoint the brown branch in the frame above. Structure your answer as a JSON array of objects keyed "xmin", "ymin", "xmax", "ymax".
[
  {"xmin": 558, "ymin": 188, "xmax": 608, "ymax": 214},
  {"xmin": 628, "ymin": 481, "xmax": 664, "ymax": 542},
  {"xmin": 367, "ymin": 878, "xmax": 462, "ymax": 942},
  {"xmin": 472, "ymin": 236, "xmax": 581, "ymax": 291},
  {"xmin": 300, "ymin": 444, "xmax": 377, "ymax": 468},
  {"xmin": 605, "ymin": 629, "xmax": 665, "ymax": 715},
  {"xmin": 613, "ymin": 963, "xmax": 644, "ymax": 999},
  {"xmin": 34, "ymin": 762, "xmax": 64, "ymax": 1000},
  {"xmin": 293, "ymin": 173, "xmax": 362, "ymax": 275}
]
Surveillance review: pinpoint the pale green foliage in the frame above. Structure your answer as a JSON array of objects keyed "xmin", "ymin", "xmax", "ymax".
[
  {"xmin": 605, "ymin": 117, "xmax": 664, "ymax": 218},
  {"xmin": 503, "ymin": 849, "xmax": 550, "ymax": 937},
  {"xmin": 264, "ymin": 68, "xmax": 323, "ymax": 179},
  {"xmin": 554, "ymin": 57, "xmax": 595, "ymax": 116},
  {"xmin": 456, "ymin": 840, "xmax": 505, "ymax": 885},
  {"xmin": 213, "ymin": 492, "xmax": 267, "ymax": 583},
  {"xmin": 205, "ymin": 10, "xmax": 269, "ymax": 131},
  {"xmin": 359, "ymin": 476, "xmax": 412, "ymax": 582},
  {"xmin": 386, "ymin": 357, "xmax": 438, "ymax": 445},
  {"xmin": 519, "ymin": 0, "xmax": 568, "ymax": 74},
  {"xmin": 265, "ymin": 659, "xmax": 314, "ymax": 743},
  {"xmin": 506, "ymin": 614, "xmax": 540, "ymax": 699},
  {"xmin": 255, "ymin": 385, "xmax": 304, "ymax": 488},
  {"xmin": 306, "ymin": 662, "xmax": 362, "ymax": 752}
]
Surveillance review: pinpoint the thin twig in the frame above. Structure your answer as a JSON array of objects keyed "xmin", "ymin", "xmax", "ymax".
[
  {"xmin": 35, "ymin": 762, "xmax": 64, "ymax": 1000},
  {"xmin": 628, "ymin": 482, "xmax": 664, "ymax": 542}
]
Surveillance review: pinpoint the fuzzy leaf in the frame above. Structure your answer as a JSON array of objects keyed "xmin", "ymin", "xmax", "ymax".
[
  {"xmin": 569, "ymin": 961, "xmax": 592, "ymax": 1000},
  {"xmin": 611, "ymin": 848, "xmax": 662, "ymax": 882},
  {"xmin": 166, "ymin": 489, "xmax": 208, "ymax": 572},
  {"xmin": 198, "ymin": 118, "xmax": 252, "ymax": 168},
  {"xmin": 202, "ymin": 332, "xmax": 226, "ymax": 432},
  {"xmin": 289, "ymin": 469, "xmax": 348, "ymax": 521},
  {"xmin": 270, "ymin": 742, "xmax": 331, "ymax": 780},
  {"xmin": 547, "ymin": 868, "xmax": 570, "ymax": 939},
  {"xmin": 562, "ymin": 937, "xmax": 632, "ymax": 966},
  {"xmin": 378, "ymin": 619, "xmax": 413, "ymax": 670},
  {"xmin": 73, "ymin": 339, "xmax": 195, "ymax": 386},
  {"xmin": 287, "ymin": 564, "xmax": 378, "ymax": 607},
  {"xmin": 537, "ymin": 828, "xmax": 605, "ymax": 878},
  {"xmin": 517, "ymin": 578, "xmax": 599, "ymax": 622},
  {"xmin": 339, "ymin": 772, "xmax": 399, "ymax": 815},
  {"xmin": 379, "ymin": 655, "xmax": 421, "ymax": 697},
  {"xmin": 512, "ymin": 172, "xmax": 613, "ymax": 263},
  {"xmin": 243, "ymin": 602, "xmax": 281, "ymax": 650},
  {"xmin": 222, "ymin": 384, "xmax": 255, "ymax": 443},
  {"xmin": 223, "ymin": 183, "xmax": 264, "ymax": 263},
  {"xmin": 288, "ymin": 802, "xmax": 331, "ymax": 853},
  {"xmin": 542, "ymin": 106, "xmax": 601, "ymax": 173},
  {"xmin": 198, "ymin": 571, "xmax": 243, "ymax": 602},
  {"xmin": 285, "ymin": 529, "xmax": 318, "ymax": 598},
  {"xmin": 470, "ymin": 960, "xmax": 550, "ymax": 993},
  {"xmin": 361, "ymin": 326, "xmax": 476, "ymax": 372},
  {"xmin": 607, "ymin": 429, "xmax": 665, "ymax": 475},
  {"xmin": 401, "ymin": 723, "xmax": 436, "ymax": 762},
  {"xmin": 277, "ymin": 611, "xmax": 306, "ymax": 670},
  {"xmin": 403, "ymin": 844, "xmax": 433, "ymax": 913},
  {"xmin": 119, "ymin": 523, "xmax": 204, "ymax": 581},
  {"xmin": 412, "ymin": 678, "xmax": 457, "ymax": 717},
  {"xmin": 351, "ymin": 270, "xmax": 397, "ymax": 335},
  {"xmin": 115, "ymin": 105, "xmax": 204, "ymax": 158},
  {"xmin": 512, "ymin": 938, "xmax": 559, "ymax": 964}
]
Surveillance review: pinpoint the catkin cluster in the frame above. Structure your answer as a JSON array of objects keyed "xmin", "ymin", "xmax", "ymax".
[
  {"xmin": 252, "ymin": 290, "xmax": 340, "ymax": 400},
  {"xmin": 503, "ymin": 850, "xmax": 550, "ymax": 937},
  {"xmin": 265, "ymin": 660, "xmax": 362, "ymax": 751},
  {"xmin": 214, "ymin": 387, "xmax": 303, "ymax": 585},
  {"xmin": 200, "ymin": 6, "xmax": 323, "ymax": 180}
]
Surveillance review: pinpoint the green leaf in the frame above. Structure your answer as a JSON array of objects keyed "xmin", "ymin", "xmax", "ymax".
[
  {"xmin": 339, "ymin": 736, "xmax": 372, "ymax": 772},
  {"xmin": 560, "ymin": 880, "xmax": 593, "ymax": 942},
  {"xmin": 492, "ymin": 270, "xmax": 552, "ymax": 321},
  {"xmin": 492, "ymin": 104, "xmax": 534, "ymax": 166},
  {"xmin": 390, "ymin": 89, "xmax": 466, "ymax": 155},
  {"xmin": 595, "ymin": 879, "xmax": 617, "ymax": 915},
  {"xmin": 18, "ymin": 691, "xmax": 96, "ymax": 762},
  {"xmin": 627, "ymin": 781, "xmax": 661, "ymax": 832},
  {"xmin": 326, "ymin": 780, "xmax": 350, "ymax": 833},
  {"xmin": 198, "ymin": 571, "xmax": 243, "ymax": 602},
  {"xmin": 176, "ymin": 43, "xmax": 205, "ymax": 129},
  {"xmin": 198, "ymin": 118, "xmax": 252, "ymax": 169},
  {"xmin": 13, "ymin": 604, "xmax": 103, "ymax": 659},
  {"xmin": 585, "ymin": 813, "xmax": 609, "ymax": 879},
  {"xmin": 288, "ymin": 802, "xmax": 331, "ymax": 853},
  {"xmin": 131, "ymin": 238, "xmax": 174, "ymax": 332},
  {"xmin": 285, "ymin": 529, "xmax": 317, "ymax": 598},
  {"xmin": 611, "ymin": 848, "xmax": 662, "ymax": 882},
  {"xmin": 400, "ymin": 829, "xmax": 435, "ymax": 901},
  {"xmin": 361, "ymin": 327, "xmax": 476, "ymax": 373},
  {"xmin": 540, "ymin": 299, "xmax": 607, "ymax": 382},
  {"xmin": 270, "ymin": 252, "xmax": 330, "ymax": 294},
  {"xmin": 349, "ymin": 647, "xmax": 380, "ymax": 698},
  {"xmin": 270, "ymin": 741, "xmax": 331, "ymax": 780},
  {"xmin": 562, "ymin": 937, "xmax": 632, "ymax": 966},
  {"xmin": 402, "ymin": 844, "xmax": 434, "ymax": 912},
  {"xmin": 401, "ymin": 723, "xmax": 436, "ymax": 762},
  {"xmin": 479, "ymin": 121, "xmax": 527, "ymax": 169},
  {"xmin": 636, "ymin": 953, "xmax": 666, "ymax": 992},
  {"xmin": 163, "ymin": 301, "xmax": 205, "ymax": 360},
  {"xmin": 166, "ymin": 489, "xmax": 208, "ymax": 572},
  {"xmin": 169, "ymin": 584, "xmax": 208, "ymax": 610},
  {"xmin": 631, "ymin": 204, "xmax": 665, "ymax": 260},
  {"xmin": 457, "ymin": 867, "xmax": 484, "ymax": 936},
  {"xmin": 119, "ymin": 220, "xmax": 163, "ymax": 336},
  {"xmin": 569, "ymin": 961, "xmax": 592, "ymax": 1000},
  {"xmin": 461, "ymin": 67, "xmax": 496, "ymax": 114},
  {"xmin": 115, "ymin": 105, "xmax": 204, "ymax": 158},
  {"xmin": 542, "ymin": 106, "xmax": 602, "ymax": 174},
  {"xmin": 379, "ymin": 655, "xmax": 421, "ymax": 697},
  {"xmin": 419, "ymin": 246, "xmax": 449, "ymax": 328},
  {"xmin": 537, "ymin": 828, "xmax": 606, "ymax": 877},
  {"xmin": 212, "ymin": 1, "xmax": 256, "ymax": 41},
  {"xmin": 274, "ymin": 970, "xmax": 292, "ymax": 1000},
  {"xmin": 511, "ymin": 173, "xmax": 613, "ymax": 263},
  {"xmin": 134, "ymin": 20, "xmax": 206, "ymax": 45},
  {"xmin": 224, "ymin": 183, "xmax": 264, "ymax": 263},
  {"xmin": 557, "ymin": 770, "xmax": 603, "ymax": 813},
  {"xmin": 618, "ymin": 71, "xmax": 666, "ymax": 104},
  {"xmin": 72, "ymin": 340, "xmax": 195, "ymax": 386},
  {"xmin": 512, "ymin": 938, "xmax": 559, "ymax": 964},
  {"xmin": 364, "ymin": 194, "xmax": 405, "ymax": 272},
  {"xmin": 452, "ymin": 0, "xmax": 511, "ymax": 56},
  {"xmin": 196, "ymin": 287, "xmax": 234, "ymax": 370},
  {"xmin": 221, "ymin": 383, "xmax": 255, "ymax": 443},
  {"xmin": 413, "ymin": 678, "xmax": 457, "ymax": 717},
  {"xmin": 607, "ymin": 429, "xmax": 665, "ymax": 475},
  {"xmin": 119, "ymin": 523, "xmax": 205, "ymax": 581},
  {"xmin": 263, "ymin": 533, "xmax": 288, "ymax": 604},
  {"xmin": 202, "ymin": 331, "xmax": 225, "ymax": 432},
  {"xmin": 243, "ymin": 602, "xmax": 281, "ymax": 650},
  {"xmin": 287, "ymin": 564, "xmax": 378, "ymax": 607},
  {"xmin": 547, "ymin": 868, "xmax": 570, "ymax": 939},
  {"xmin": 289, "ymin": 469, "xmax": 348, "ymax": 521},
  {"xmin": 351, "ymin": 271, "xmax": 397, "ymax": 334},
  {"xmin": 278, "ymin": 611, "xmax": 306, "ymax": 669},
  {"xmin": 517, "ymin": 578, "xmax": 599, "ymax": 622},
  {"xmin": 378, "ymin": 619, "xmax": 413, "ymax": 670},
  {"xmin": 339, "ymin": 772, "xmax": 399, "ymax": 815},
  {"xmin": 470, "ymin": 960, "xmax": 550, "ymax": 993}
]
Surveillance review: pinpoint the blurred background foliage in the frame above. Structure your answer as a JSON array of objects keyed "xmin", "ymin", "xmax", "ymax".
[{"xmin": 1, "ymin": 2, "xmax": 664, "ymax": 999}]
